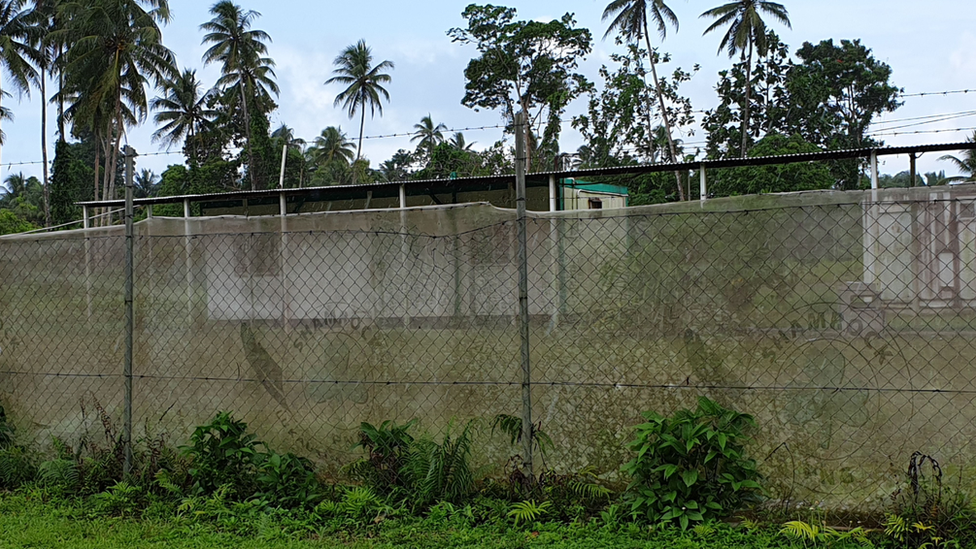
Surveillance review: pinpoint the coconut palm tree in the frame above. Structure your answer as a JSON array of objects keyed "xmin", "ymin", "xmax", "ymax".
[
  {"xmin": 133, "ymin": 168, "xmax": 158, "ymax": 198},
  {"xmin": 449, "ymin": 132, "xmax": 475, "ymax": 151},
  {"xmin": 151, "ymin": 68, "xmax": 217, "ymax": 158},
  {"xmin": 602, "ymin": 0, "xmax": 684, "ymax": 199},
  {"xmin": 201, "ymin": 1, "xmax": 277, "ymax": 190},
  {"xmin": 1, "ymin": 170, "xmax": 26, "ymax": 198},
  {"xmin": 701, "ymin": 0, "xmax": 790, "ymax": 157},
  {"xmin": 308, "ymin": 126, "xmax": 354, "ymax": 168},
  {"xmin": 271, "ymin": 123, "xmax": 304, "ymax": 149},
  {"xmin": 411, "ymin": 114, "xmax": 446, "ymax": 158},
  {"xmin": 325, "ymin": 39, "xmax": 393, "ymax": 165},
  {"xmin": 57, "ymin": 0, "xmax": 176, "ymax": 217},
  {"xmin": 26, "ymin": 0, "xmax": 57, "ymax": 226},
  {"xmin": 940, "ymin": 132, "xmax": 976, "ymax": 183},
  {"xmin": 0, "ymin": 0, "xmax": 39, "ymax": 160}
]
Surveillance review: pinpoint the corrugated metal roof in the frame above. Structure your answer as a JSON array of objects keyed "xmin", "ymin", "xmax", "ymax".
[{"xmin": 77, "ymin": 141, "xmax": 976, "ymax": 207}]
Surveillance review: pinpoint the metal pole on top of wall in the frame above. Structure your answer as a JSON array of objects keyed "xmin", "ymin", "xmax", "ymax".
[
  {"xmin": 515, "ymin": 112, "xmax": 533, "ymax": 477},
  {"xmin": 122, "ymin": 145, "xmax": 135, "ymax": 477},
  {"xmin": 700, "ymin": 164, "xmax": 707, "ymax": 202}
]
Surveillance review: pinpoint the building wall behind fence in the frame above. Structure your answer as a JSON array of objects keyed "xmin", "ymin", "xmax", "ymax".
[{"xmin": 2, "ymin": 191, "xmax": 976, "ymax": 513}]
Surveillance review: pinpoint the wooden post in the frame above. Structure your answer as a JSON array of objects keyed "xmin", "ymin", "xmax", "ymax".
[{"xmin": 515, "ymin": 111, "xmax": 533, "ymax": 478}]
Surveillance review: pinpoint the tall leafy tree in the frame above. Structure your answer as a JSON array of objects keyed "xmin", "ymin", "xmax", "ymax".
[
  {"xmin": 57, "ymin": 0, "xmax": 176, "ymax": 218},
  {"xmin": 151, "ymin": 68, "xmax": 217, "ymax": 160},
  {"xmin": 702, "ymin": 31, "xmax": 790, "ymax": 159},
  {"xmin": 701, "ymin": 0, "xmax": 790, "ymax": 157},
  {"xmin": 48, "ymin": 138, "xmax": 94, "ymax": 224},
  {"xmin": 448, "ymin": 5, "xmax": 591, "ymax": 172},
  {"xmin": 325, "ymin": 39, "xmax": 394, "ymax": 167},
  {"xmin": 411, "ymin": 113, "xmax": 447, "ymax": 160},
  {"xmin": 785, "ymin": 38, "xmax": 900, "ymax": 189},
  {"xmin": 602, "ymin": 0, "xmax": 685, "ymax": 199},
  {"xmin": 201, "ymin": 0, "xmax": 278, "ymax": 190},
  {"xmin": 573, "ymin": 45, "xmax": 696, "ymax": 171}
]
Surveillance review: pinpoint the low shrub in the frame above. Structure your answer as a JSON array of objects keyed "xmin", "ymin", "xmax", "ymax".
[
  {"xmin": 181, "ymin": 411, "xmax": 263, "ymax": 498},
  {"xmin": 622, "ymin": 396, "xmax": 761, "ymax": 529},
  {"xmin": 254, "ymin": 450, "xmax": 323, "ymax": 509},
  {"xmin": 346, "ymin": 419, "xmax": 416, "ymax": 494}
]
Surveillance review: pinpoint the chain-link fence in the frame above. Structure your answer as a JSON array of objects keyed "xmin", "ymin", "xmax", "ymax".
[{"xmin": 2, "ymin": 188, "xmax": 976, "ymax": 515}]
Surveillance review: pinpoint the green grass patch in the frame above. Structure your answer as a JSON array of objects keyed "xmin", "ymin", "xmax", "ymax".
[{"xmin": 0, "ymin": 490, "xmax": 873, "ymax": 549}]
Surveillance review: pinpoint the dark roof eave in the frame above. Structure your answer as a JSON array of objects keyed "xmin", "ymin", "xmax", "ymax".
[{"xmin": 76, "ymin": 141, "xmax": 976, "ymax": 208}]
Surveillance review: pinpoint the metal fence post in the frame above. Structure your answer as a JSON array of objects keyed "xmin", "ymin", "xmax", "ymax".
[
  {"xmin": 515, "ymin": 112, "xmax": 533, "ymax": 476},
  {"xmin": 123, "ymin": 145, "xmax": 135, "ymax": 477}
]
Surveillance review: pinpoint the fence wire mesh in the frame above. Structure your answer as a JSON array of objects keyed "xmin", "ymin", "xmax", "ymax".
[{"xmin": 2, "ymin": 189, "xmax": 976, "ymax": 517}]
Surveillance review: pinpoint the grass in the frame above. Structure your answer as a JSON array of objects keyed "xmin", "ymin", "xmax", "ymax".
[{"xmin": 0, "ymin": 491, "xmax": 878, "ymax": 549}]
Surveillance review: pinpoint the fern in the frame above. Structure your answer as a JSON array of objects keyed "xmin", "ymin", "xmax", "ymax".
[
  {"xmin": 780, "ymin": 520, "xmax": 868, "ymax": 547},
  {"xmin": 315, "ymin": 486, "xmax": 391, "ymax": 524},
  {"xmin": 884, "ymin": 514, "xmax": 908, "ymax": 542},
  {"xmin": 154, "ymin": 469, "xmax": 184, "ymax": 498},
  {"xmin": 693, "ymin": 523, "xmax": 716, "ymax": 537},
  {"xmin": 0, "ymin": 446, "xmax": 37, "ymax": 489},
  {"xmin": 38, "ymin": 458, "xmax": 79, "ymax": 490},
  {"xmin": 782, "ymin": 520, "xmax": 821, "ymax": 541},
  {"xmin": 92, "ymin": 481, "xmax": 142, "ymax": 516},
  {"xmin": 568, "ymin": 466, "xmax": 611, "ymax": 500},
  {"xmin": 491, "ymin": 414, "xmax": 554, "ymax": 459},
  {"xmin": 508, "ymin": 499, "xmax": 551, "ymax": 526},
  {"xmin": 403, "ymin": 421, "xmax": 475, "ymax": 506},
  {"xmin": 0, "ymin": 404, "xmax": 13, "ymax": 450}
]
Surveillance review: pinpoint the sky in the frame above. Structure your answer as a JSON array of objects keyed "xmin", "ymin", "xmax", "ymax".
[{"xmin": 2, "ymin": 0, "xmax": 975, "ymax": 185}]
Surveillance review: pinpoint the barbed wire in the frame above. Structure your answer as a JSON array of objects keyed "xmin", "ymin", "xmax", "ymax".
[
  {"xmin": 868, "ymin": 126, "xmax": 976, "ymax": 137},
  {"xmin": 902, "ymin": 88, "xmax": 976, "ymax": 98},
  {"xmin": 869, "ymin": 110, "xmax": 976, "ymax": 127}
]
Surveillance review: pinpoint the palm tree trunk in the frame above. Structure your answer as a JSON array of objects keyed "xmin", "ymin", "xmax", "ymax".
[
  {"xmin": 356, "ymin": 108, "xmax": 365, "ymax": 160},
  {"xmin": 106, "ymin": 108, "xmax": 125, "ymax": 212},
  {"xmin": 93, "ymin": 137, "xmax": 101, "ymax": 226},
  {"xmin": 354, "ymin": 107, "xmax": 365, "ymax": 184},
  {"xmin": 41, "ymin": 74, "xmax": 51, "ymax": 227},
  {"xmin": 57, "ymin": 52, "xmax": 65, "ymax": 142},
  {"xmin": 242, "ymin": 92, "xmax": 258, "ymax": 190},
  {"xmin": 643, "ymin": 20, "xmax": 684, "ymax": 201},
  {"xmin": 636, "ymin": 57, "xmax": 657, "ymax": 161},
  {"xmin": 93, "ymin": 134, "xmax": 101, "ymax": 202},
  {"xmin": 100, "ymin": 114, "xmax": 115, "ymax": 226},
  {"xmin": 740, "ymin": 38, "xmax": 754, "ymax": 158}
]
